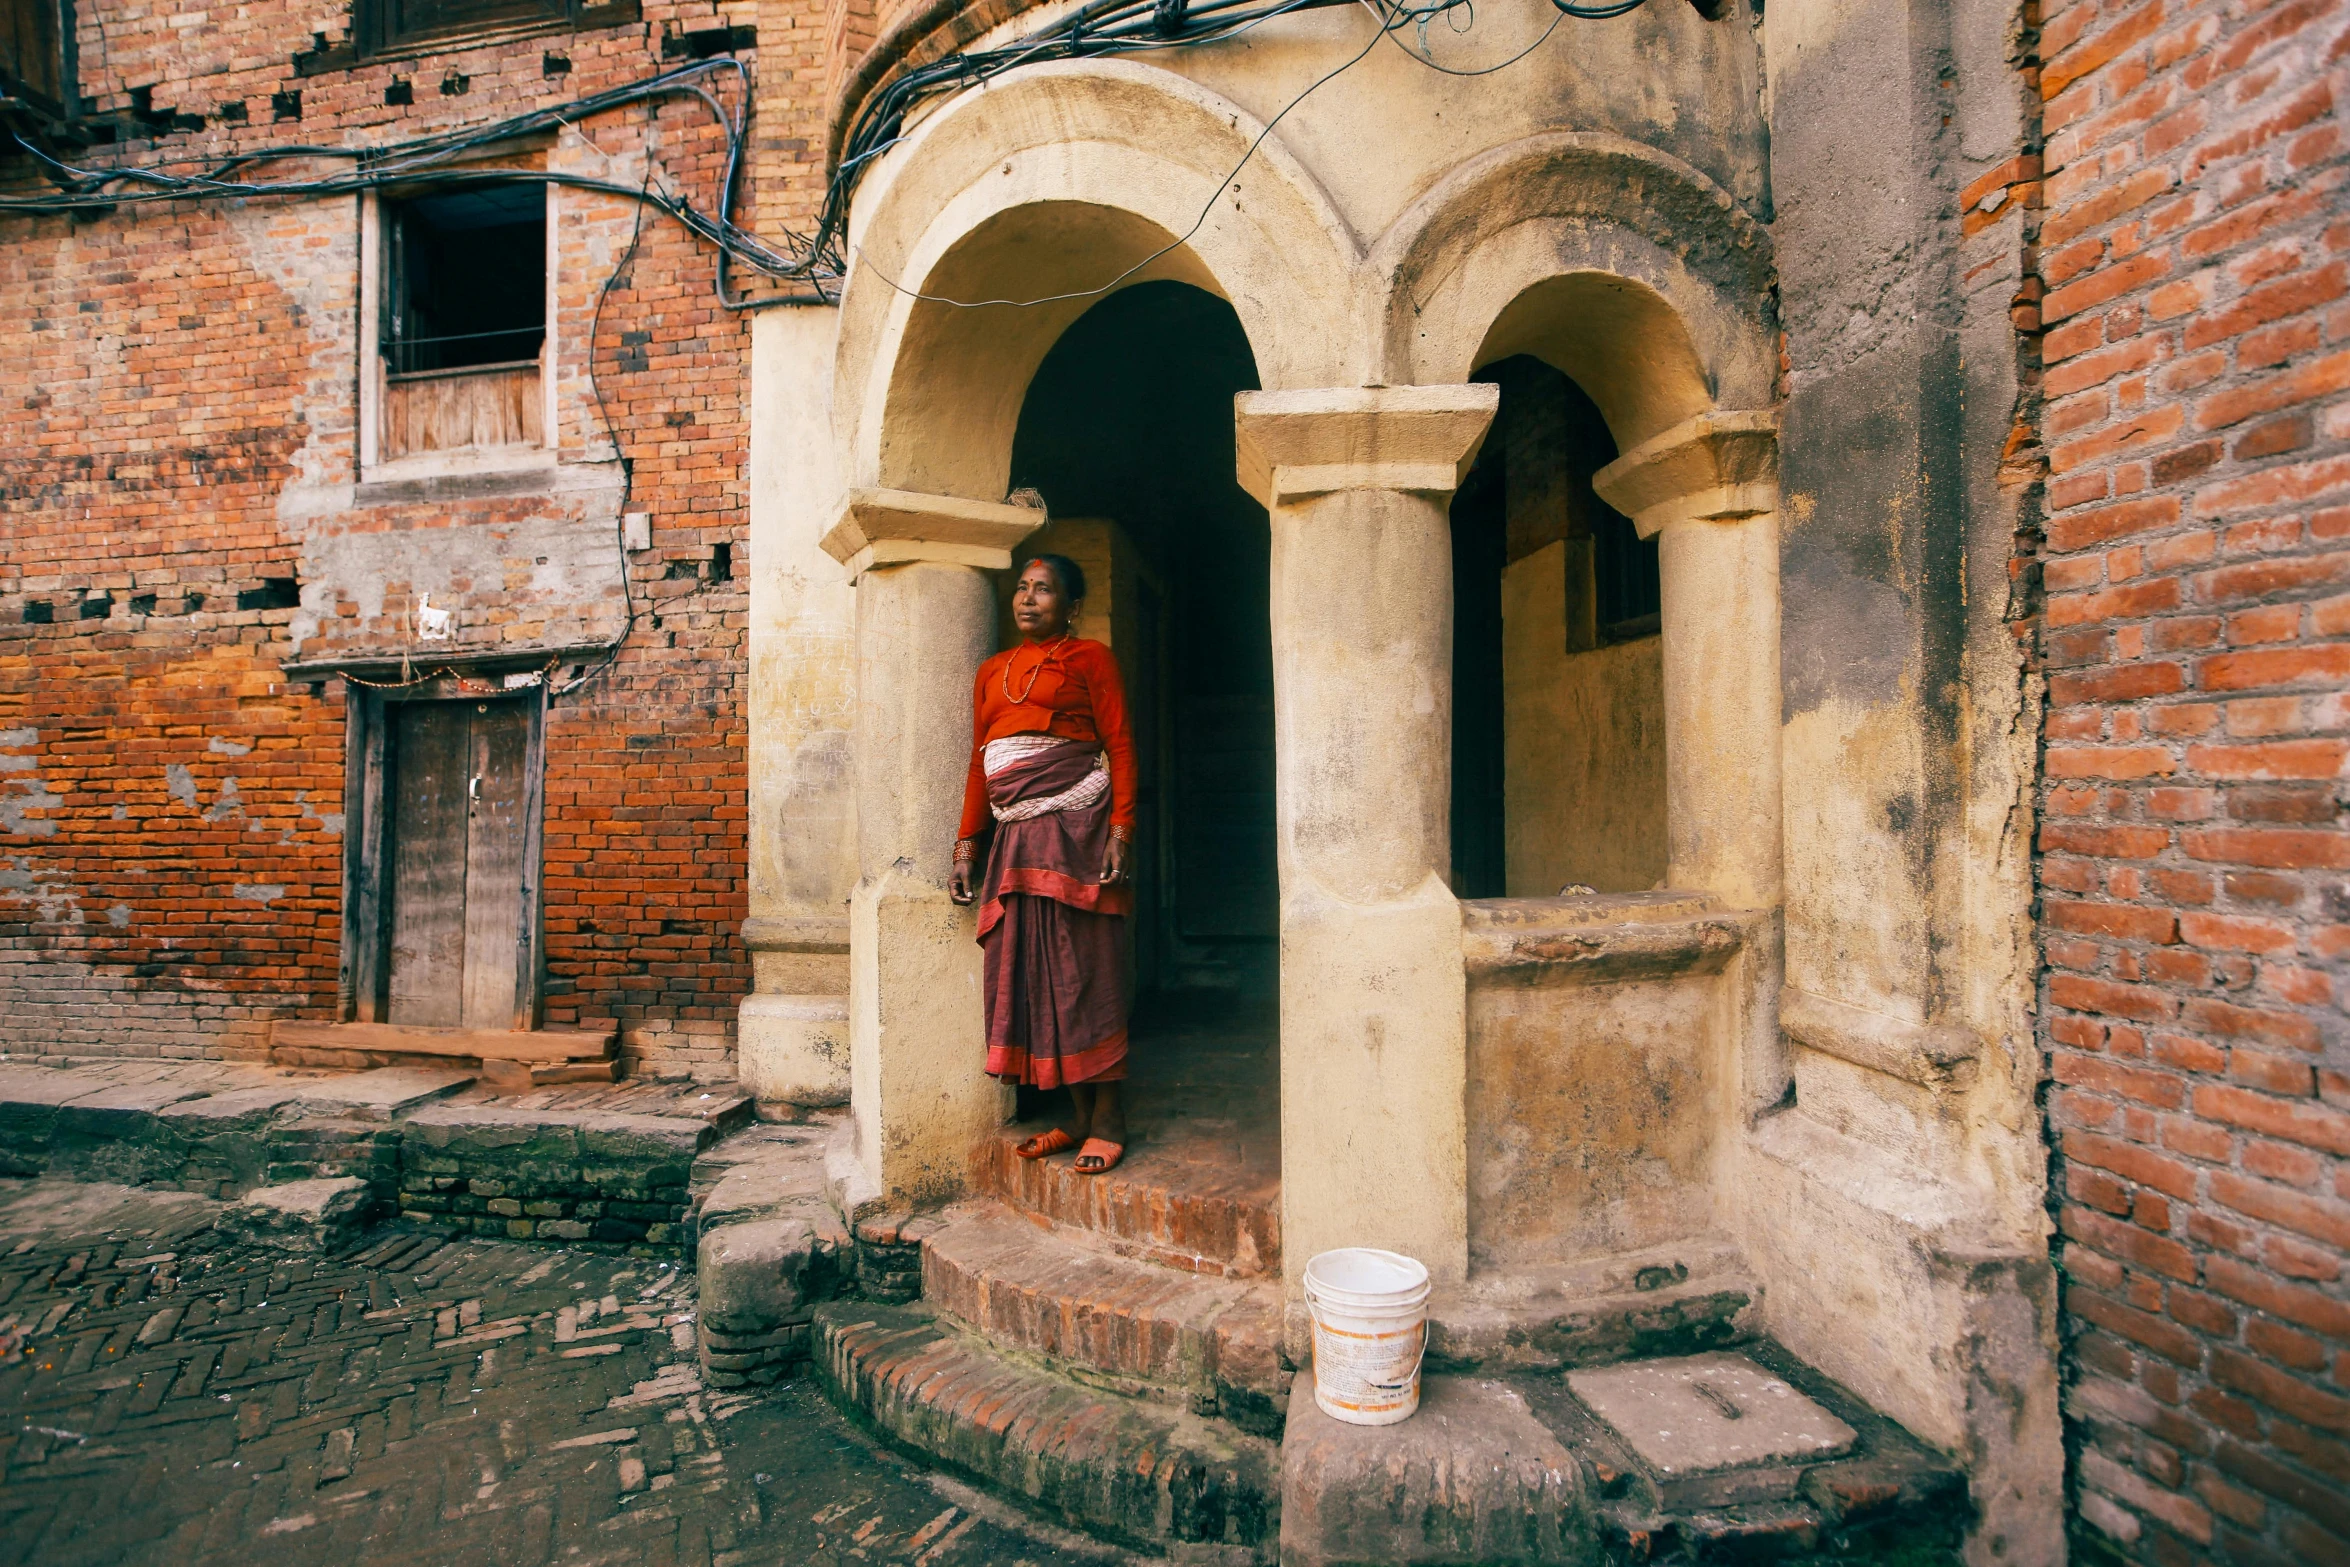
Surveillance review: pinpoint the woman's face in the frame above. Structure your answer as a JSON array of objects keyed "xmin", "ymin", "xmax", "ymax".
[{"xmin": 1012, "ymin": 561, "xmax": 1075, "ymax": 639}]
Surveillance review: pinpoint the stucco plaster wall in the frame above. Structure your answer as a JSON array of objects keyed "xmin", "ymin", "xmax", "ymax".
[
  {"xmin": 1752, "ymin": 0, "xmax": 2062, "ymax": 1559},
  {"xmin": 1501, "ymin": 545, "xmax": 1669, "ymax": 897},
  {"xmin": 1467, "ymin": 968, "xmax": 1722, "ymax": 1271}
]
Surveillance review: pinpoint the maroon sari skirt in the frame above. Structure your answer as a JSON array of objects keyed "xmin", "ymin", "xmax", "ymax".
[{"xmin": 973, "ymin": 735, "xmax": 1131, "ymax": 1087}]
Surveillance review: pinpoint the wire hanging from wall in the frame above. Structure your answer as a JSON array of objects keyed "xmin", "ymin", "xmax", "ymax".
[{"xmin": 1, "ymin": 0, "xmax": 1659, "ymax": 308}]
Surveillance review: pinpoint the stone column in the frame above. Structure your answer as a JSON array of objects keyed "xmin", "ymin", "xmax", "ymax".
[
  {"xmin": 1234, "ymin": 384, "xmax": 1498, "ymax": 1289},
  {"xmin": 819, "ymin": 488, "xmax": 1043, "ymax": 1214},
  {"xmin": 740, "ymin": 305, "xmax": 856, "ymax": 1108},
  {"xmin": 1594, "ymin": 410, "xmax": 1786, "ymax": 1112}
]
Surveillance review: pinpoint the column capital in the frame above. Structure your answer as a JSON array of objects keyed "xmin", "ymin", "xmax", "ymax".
[
  {"xmin": 1592, "ymin": 409, "xmax": 1779, "ymax": 539},
  {"xmin": 819, "ymin": 487, "xmax": 1045, "ymax": 580},
  {"xmin": 1233, "ymin": 384, "xmax": 1498, "ymax": 510}
]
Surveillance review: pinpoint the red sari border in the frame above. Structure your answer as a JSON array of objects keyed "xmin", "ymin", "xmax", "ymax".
[
  {"xmin": 988, "ymin": 1027, "xmax": 1129, "ymax": 1088},
  {"xmin": 975, "ymin": 866, "xmax": 1134, "ymax": 939}
]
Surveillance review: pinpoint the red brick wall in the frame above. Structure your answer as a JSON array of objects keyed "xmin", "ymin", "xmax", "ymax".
[
  {"xmin": 0, "ymin": 5, "xmax": 808, "ymax": 1076},
  {"xmin": 2032, "ymin": 0, "xmax": 2350, "ymax": 1559}
]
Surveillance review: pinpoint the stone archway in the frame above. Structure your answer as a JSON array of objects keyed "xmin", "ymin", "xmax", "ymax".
[{"xmin": 817, "ymin": 61, "xmax": 1365, "ymax": 1214}]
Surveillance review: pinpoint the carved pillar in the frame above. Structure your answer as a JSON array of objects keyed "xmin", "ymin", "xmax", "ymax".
[
  {"xmin": 1234, "ymin": 384, "xmax": 1498, "ymax": 1288},
  {"xmin": 1595, "ymin": 409, "xmax": 1786, "ymax": 1113},
  {"xmin": 819, "ymin": 488, "xmax": 1042, "ymax": 1213}
]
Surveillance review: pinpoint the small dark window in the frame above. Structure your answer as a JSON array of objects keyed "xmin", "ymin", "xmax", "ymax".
[
  {"xmin": 237, "ymin": 578, "xmax": 301, "ymax": 611},
  {"xmin": 1, "ymin": 0, "xmax": 73, "ymax": 114},
  {"xmin": 357, "ymin": 0, "xmax": 564, "ymax": 56},
  {"xmin": 383, "ymin": 181, "xmax": 545, "ymax": 376}
]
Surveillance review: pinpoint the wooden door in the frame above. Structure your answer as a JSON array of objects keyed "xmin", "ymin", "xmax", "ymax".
[{"xmin": 385, "ymin": 699, "xmax": 535, "ymax": 1027}]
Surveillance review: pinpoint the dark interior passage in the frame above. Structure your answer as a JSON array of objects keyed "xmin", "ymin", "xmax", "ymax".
[
  {"xmin": 1007, "ymin": 280, "xmax": 1275, "ymax": 1007},
  {"xmin": 385, "ymin": 180, "xmax": 546, "ymax": 375},
  {"xmin": 1451, "ymin": 355, "xmax": 1664, "ymax": 900}
]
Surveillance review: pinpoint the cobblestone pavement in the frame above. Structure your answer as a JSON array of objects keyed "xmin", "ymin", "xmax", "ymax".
[{"xmin": 0, "ymin": 1180, "xmax": 1112, "ymax": 1567}]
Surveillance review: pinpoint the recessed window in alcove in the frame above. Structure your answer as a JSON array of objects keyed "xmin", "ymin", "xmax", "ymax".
[{"xmin": 1451, "ymin": 355, "xmax": 1666, "ymax": 899}]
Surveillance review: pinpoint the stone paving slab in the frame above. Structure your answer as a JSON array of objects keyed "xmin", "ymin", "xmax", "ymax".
[
  {"xmin": 157, "ymin": 1086, "xmax": 310, "ymax": 1126},
  {"xmin": 286, "ymin": 1070, "xmax": 474, "ymax": 1122},
  {"xmin": 0, "ymin": 1178, "xmax": 1104, "ymax": 1567},
  {"xmin": 1566, "ymin": 1351, "xmax": 1856, "ymax": 1480}
]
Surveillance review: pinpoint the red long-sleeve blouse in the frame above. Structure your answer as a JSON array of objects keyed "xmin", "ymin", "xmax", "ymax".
[{"xmin": 958, "ymin": 636, "xmax": 1137, "ymax": 842}]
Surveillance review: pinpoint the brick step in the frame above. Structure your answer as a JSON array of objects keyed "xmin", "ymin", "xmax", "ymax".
[
  {"xmin": 973, "ymin": 1123, "xmax": 1279, "ymax": 1278},
  {"xmin": 921, "ymin": 1201, "xmax": 1288, "ymax": 1434},
  {"xmin": 814, "ymin": 1301, "xmax": 1280, "ymax": 1562}
]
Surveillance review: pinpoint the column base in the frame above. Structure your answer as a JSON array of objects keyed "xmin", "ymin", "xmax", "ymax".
[
  {"xmin": 849, "ymin": 867, "xmax": 1009, "ymax": 1210},
  {"xmin": 1280, "ymin": 871, "xmax": 1468, "ymax": 1287},
  {"xmin": 738, "ymin": 993, "xmax": 850, "ymax": 1107}
]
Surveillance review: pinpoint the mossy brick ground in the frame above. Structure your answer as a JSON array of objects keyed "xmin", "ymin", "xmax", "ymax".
[{"xmin": 0, "ymin": 1179, "xmax": 1104, "ymax": 1567}]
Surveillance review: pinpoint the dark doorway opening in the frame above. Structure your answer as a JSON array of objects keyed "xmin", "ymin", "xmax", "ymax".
[
  {"xmin": 1450, "ymin": 355, "xmax": 1666, "ymax": 900},
  {"xmin": 1002, "ymin": 280, "xmax": 1277, "ymax": 1165},
  {"xmin": 1009, "ymin": 280, "xmax": 1275, "ymax": 1006}
]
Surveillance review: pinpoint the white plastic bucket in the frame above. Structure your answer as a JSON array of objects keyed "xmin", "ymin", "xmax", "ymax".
[{"xmin": 1303, "ymin": 1247, "xmax": 1431, "ymax": 1426}]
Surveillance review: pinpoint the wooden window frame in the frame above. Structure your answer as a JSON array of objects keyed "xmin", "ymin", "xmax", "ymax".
[
  {"xmin": 358, "ymin": 182, "xmax": 561, "ymax": 477},
  {"xmin": 345, "ymin": 0, "xmax": 639, "ymax": 64},
  {"xmin": 340, "ymin": 679, "xmax": 549, "ymax": 1029},
  {"xmin": 1, "ymin": 0, "xmax": 76, "ymax": 117}
]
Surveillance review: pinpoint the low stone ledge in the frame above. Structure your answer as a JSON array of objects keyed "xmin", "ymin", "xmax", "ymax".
[
  {"xmin": 396, "ymin": 1104, "xmax": 712, "ymax": 1254},
  {"xmin": 1462, "ymin": 894, "xmax": 1752, "ymax": 987},
  {"xmin": 1780, "ymin": 989, "xmax": 1980, "ymax": 1090}
]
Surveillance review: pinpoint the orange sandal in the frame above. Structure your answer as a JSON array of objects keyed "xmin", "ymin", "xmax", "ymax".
[
  {"xmin": 1074, "ymin": 1138, "xmax": 1124, "ymax": 1175},
  {"xmin": 1015, "ymin": 1128, "xmax": 1077, "ymax": 1160}
]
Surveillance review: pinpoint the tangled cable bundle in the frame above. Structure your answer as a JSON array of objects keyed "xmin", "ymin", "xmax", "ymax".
[{"xmin": 2, "ymin": 0, "xmax": 1656, "ymax": 309}]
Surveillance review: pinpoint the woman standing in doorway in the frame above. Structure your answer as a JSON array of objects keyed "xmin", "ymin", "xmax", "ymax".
[{"xmin": 948, "ymin": 554, "xmax": 1136, "ymax": 1174}]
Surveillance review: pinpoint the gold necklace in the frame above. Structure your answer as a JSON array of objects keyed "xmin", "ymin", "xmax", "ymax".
[{"xmin": 1003, "ymin": 634, "xmax": 1071, "ymax": 705}]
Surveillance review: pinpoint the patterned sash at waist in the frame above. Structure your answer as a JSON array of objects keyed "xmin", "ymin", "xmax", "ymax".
[{"xmin": 983, "ymin": 734, "xmax": 1108, "ymax": 823}]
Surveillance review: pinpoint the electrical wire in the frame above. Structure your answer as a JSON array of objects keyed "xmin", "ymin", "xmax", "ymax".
[
  {"xmin": 3, "ymin": 0, "xmax": 1655, "ymax": 307},
  {"xmin": 2, "ymin": 0, "xmax": 1653, "ymax": 692},
  {"xmin": 849, "ymin": 5, "xmax": 1388, "ymax": 309},
  {"xmin": 549, "ymin": 109, "xmax": 657, "ymax": 703}
]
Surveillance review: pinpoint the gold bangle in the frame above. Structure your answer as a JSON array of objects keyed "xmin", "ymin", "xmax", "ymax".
[
  {"xmin": 1108, "ymin": 825, "xmax": 1132, "ymax": 845},
  {"xmin": 953, "ymin": 838, "xmax": 977, "ymax": 863}
]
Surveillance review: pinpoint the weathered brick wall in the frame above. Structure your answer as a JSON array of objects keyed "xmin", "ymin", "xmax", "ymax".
[
  {"xmin": 2031, "ymin": 0, "xmax": 2350, "ymax": 1559},
  {"xmin": 0, "ymin": 3, "xmax": 822, "ymax": 1075}
]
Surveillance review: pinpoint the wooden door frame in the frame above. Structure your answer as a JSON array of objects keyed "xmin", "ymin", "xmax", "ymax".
[{"xmin": 340, "ymin": 678, "xmax": 548, "ymax": 1029}]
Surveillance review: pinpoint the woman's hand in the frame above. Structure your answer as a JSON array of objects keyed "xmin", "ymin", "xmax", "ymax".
[
  {"xmin": 1103, "ymin": 832, "xmax": 1131, "ymax": 886},
  {"xmin": 950, "ymin": 840, "xmax": 977, "ymax": 905}
]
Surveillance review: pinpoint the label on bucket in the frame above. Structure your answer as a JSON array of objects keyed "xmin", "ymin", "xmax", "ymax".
[{"xmin": 1311, "ymin": 1318, "xmax": 1425, "ymax": 1416}]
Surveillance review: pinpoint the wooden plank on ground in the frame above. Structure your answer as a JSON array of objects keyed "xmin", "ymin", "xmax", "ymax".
[{"xmin": 271, "ymin": 1022, "xmax": 614, "ymax": 1062}]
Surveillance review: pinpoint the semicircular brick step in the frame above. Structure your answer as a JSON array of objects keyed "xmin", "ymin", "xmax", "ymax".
[
  {"xmin": 974, "ymin": 1121, "xmax": 1279, "ymax": 1277},
  {"xmin": 815, "ymin": 1301, "xmax": 1281, "ymax": 1563},
  {"xmin": 920, "ymin": 1199, "xmax": 1288, "ymax": 1434}
]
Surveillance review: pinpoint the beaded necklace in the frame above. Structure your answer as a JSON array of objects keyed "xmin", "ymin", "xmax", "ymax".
[{"xmin": 1002, "ymin": 633, "xmax": 1072, "ymax": 705}]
